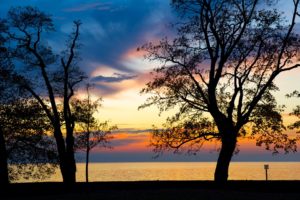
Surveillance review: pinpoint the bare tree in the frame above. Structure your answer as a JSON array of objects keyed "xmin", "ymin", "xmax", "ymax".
[
  {"xmin": 140, "ymin": 0, "xmax": 300, "ymax": 183},
  {"xmin": 73, "ymin": 84, "xmax": 116, "ymax": 182},
  {"xmin": 4, "ymin": 7, "xmax": 86, "ymax": 184}
]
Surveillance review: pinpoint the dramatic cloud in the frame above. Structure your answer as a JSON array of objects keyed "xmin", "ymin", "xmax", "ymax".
[
  {"xmin": 91, "ymin": 73, "xmax": 137, "ymax": 83},
  {"xmin": 0, "ymin": 0, "xmax": 176, "ymax": 73},
  {"xmin": 0, "ymin": 0, "xmax": 176, "ymax": 98},
  {"xmin": 88, "ymin": 70, "xmax": 153, "ymax": 97},
  {"xmin": 76, "ymin": 0, "xmax": 176, "ymax": 75}
]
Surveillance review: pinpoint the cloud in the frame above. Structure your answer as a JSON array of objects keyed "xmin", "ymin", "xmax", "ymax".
[
  {"xmin": 93, "ymin": 83, "xmax": 122, "ymax": 96},
  {"xmin": 0, "ymin": 0, "xmax": 177, "ymax": 76},
  {"xmin": 110, "ymin": 138, "xmax": 141, "ymax": 147},
  {"xmin": 121, "ymin": 47, "xmax": 147, "ymax": 60},
  {"xmin": 91, "ymin": 73, "xmax": 137, "ymax": 83},
  {"xmin": 77, "ymin": 0, "xmax": 176, "ymax": 74},
  {"xmin": 64, "ymin": 2, "xmax": 112, "ymax": 12},
  {"xmin": 88, "ymin": 71, "xmax": 152, "ymax": 97},
  {"xmin": 81, "ymin": 20, "xmax": 107, "ymax": 41},
  {"xmin": 113, "ymin": 128, "xmax": 153, "ymax": 134}
]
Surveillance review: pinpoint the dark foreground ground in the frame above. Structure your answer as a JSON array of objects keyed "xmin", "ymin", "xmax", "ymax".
[{"xmin": 1, "ymin": 181, "xmax": 300, "ymax": 200}]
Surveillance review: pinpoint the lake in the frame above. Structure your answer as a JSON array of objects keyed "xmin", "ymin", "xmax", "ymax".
[{"xmin": 18, "ymin": 162, "xmax": 300, "ymax": 182}]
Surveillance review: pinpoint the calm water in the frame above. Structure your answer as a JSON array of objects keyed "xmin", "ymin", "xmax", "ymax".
[{"xmin": 18, "ymin": 162, "xmax": 300, "ymax": 182}]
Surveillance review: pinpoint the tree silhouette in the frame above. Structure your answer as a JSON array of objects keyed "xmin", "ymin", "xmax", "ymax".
[
  {"xmin": 3, "ymin": 6, "xmax": 86, "ymax": 184},
  {"xmin": 0, "ymin": 53, "xmax": 58, "ymax": 183},
  {"xmin": 1, "ymin": 99, "xmax": 58, "ymax": 182},
  {"xmin": 140, "ymin": 0, "xmax": 300, "ymax": 183},
  {"xmin": 0, "ymin": 18, "xmax": 13, "ymax": 186},
  {"xmin": 1, "ymin": 24, "xmax": 58, "ymax": 182},
  {"xmin": 73, "ymin": 84, "xmax": 116, "ymax": 182}
]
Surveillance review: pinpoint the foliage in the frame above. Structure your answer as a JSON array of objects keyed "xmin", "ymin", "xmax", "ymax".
[
  {"xmin": 151, "ymin": 118, "xmax": 219, "ymax": 156},
  {"xmin": 0, "ymin": 18, "xmax": 11, "ymax": 185},
  {"xmin": 0, "ymin": 99, "xmax": 58, "ymax": 181},
  {"xmin": 287, "ymin": 91, "xmax": 300, "ymax": 132},
  {"xmin": 72, "ymin": 85, "xmax": 116, "ymax": 152},
  {"xmin": 74, "ymin": 121, "xmax": 115, "ymax": 152},
  {"xmin": 251, "ymin": 102, "xmax": 297, "ymax": 154}
]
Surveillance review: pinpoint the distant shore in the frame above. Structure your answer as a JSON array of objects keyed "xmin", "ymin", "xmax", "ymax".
[{"xmin": 2, "ymin": 181, "xmax": 300, "ymax": 200}]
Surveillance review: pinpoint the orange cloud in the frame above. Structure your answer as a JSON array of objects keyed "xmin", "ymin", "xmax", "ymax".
[
  {"xmin": 91, "ymin": 130, "xmax": 255, "ymax": 154},
  {"xmin": 122, "ymin": 47, "xmax": 147, "ymax": 60},
  {"xmin": 95, "ymin": 128, "xmax": 300, "ymax": 154},
  {"xmin": 93, "ymin": 130, "xmax": 151, "ymax": 153}
]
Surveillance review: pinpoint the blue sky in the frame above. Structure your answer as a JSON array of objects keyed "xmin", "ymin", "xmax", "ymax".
[
  {"xmin": 1, "ymin": 1, "xmax": 173, "ymax": 72},
  {"xmin": 0, "ymin": 0, "xmax": 176, "ymax": 95}
]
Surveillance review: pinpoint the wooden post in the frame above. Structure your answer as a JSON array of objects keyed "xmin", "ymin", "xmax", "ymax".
[{"xmin": 264, "ymin": 164, "xmax": 269, "ymax": 181}]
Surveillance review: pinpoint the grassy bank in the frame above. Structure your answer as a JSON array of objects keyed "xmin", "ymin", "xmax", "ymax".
[{"xmin": 1, "ymin": 181, "xmax": 300, "ymax": 200}]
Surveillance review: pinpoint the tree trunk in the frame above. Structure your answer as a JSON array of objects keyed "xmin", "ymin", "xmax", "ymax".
[
  {"xmin": 214, "ymin": 132, "xmax": 237, "ymax": 184},
  {"xmin": 59, "ymin": 152, "xmax": 76, "ymax": 185},
  {"xmin": 65, "ymin": 127, "xmax": 76, "ymax": 184},
  {"xmin": 53, "ymin": 128, "xmax": 76, "ymax": 184},
  {"xmin": 0, "ymin": 126, "xmax": 9, "ymax": 185},
  {"xmin": 85, "ymin": 148, "xmax": 89, "ymax": 183},
  {"xmin": 64, "ymin": 154, "xmax": 76, "ymax": 184}
]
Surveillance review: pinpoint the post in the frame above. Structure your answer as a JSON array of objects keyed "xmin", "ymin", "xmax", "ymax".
[{"xmin": 264, "ymin": 164, "xmax": 269, "ymax": 181}]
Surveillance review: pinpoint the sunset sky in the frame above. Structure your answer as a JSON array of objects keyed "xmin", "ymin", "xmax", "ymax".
[{"xmin": 1, "ymin": 0, "xmax": 300, "ymax": 162}]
